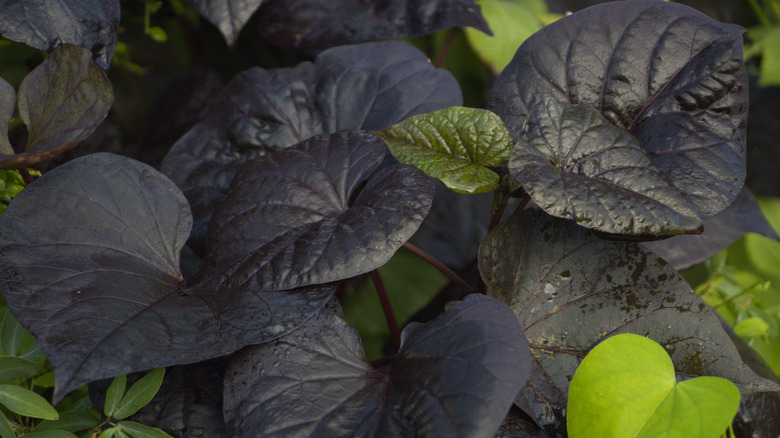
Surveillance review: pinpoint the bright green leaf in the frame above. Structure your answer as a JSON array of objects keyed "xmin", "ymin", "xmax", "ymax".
[
  {"xmin": 97, "ymin": 428, "xmax": 116, "ymax": 438},
  {"xmin": 734, "ymin": 316, "xmax": 770, "ymax": 338},
  {"xmin": 1, "ymin": 309, "xmax": 24, "ymax": 356},
  {"xmin": 464, "ymin": 0, "xmax": 556, "ymax": 73},
  {"xmin": 567, "ymin": 334, "xmax": 740, "ymax": 438},
  {"xmin": 33, "ymin": 371, "xmax": 56, "ymax": 388},
  {"xmin": 759, "ymin": 25, "xmax": 780, "ymax": 87},
  {"xmin": 32, "ymin": 412, "xmax": 98, "ymax": 433},
  {"xmin": 116, "ymin": 421, "xmax": 174, "ymax": 438},
  {"xmin": 378, "ymin": 106, "xmax": 512, "ymax": 194},
  {"xmin": 113, "ymin": 368, "xmax": 165, "ymax": 420},
  {"xmin": 0, "ymin": 355, "xmax": 42, "ymax": 380},
  {"xmin": 0, "ymin": 384, "xmax": 58, "ymax": 420},
  {"xmin": 0, "ymin": 412, "xmax": 14, "ymax": 438},
  {"xmin": 104, "ymin": 374, "xmax": 127, "ymax": 417}
]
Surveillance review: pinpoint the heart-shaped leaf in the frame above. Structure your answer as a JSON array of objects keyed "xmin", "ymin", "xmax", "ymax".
[
  {"xmin": 489, "ymin": 0, "xmax": 748, "ymax": 222},
  {"xmin": 378, "ymin": 106, "xmax": 513, "ymax": 194},
  {"xmin": 161, "ymin": 40, "xmax": 462, "ymax": 251},
  {"xmin": 223, "ymin": 294, "xmax": 530, "ymax": 437},
  {"xmin": 510, "ymin": 99, "xmax": 702, "ymax": 236},
  {"xmin": 0, "ymin": 0, "xmax": 119, "ymax": 67},
  {"xmin": 642, "ymin": 187, "xmax": 780, "ymax": 270},
  {"xmin": 568, "ymin": 333, "xmax": 740, "ymax": 438},
  {"xmin": 202, "ymin": 131, "xmax": 434, "ymax": 292},
  {"xmin": 477, "ymin": 209, "xmax": 779, "ymax": 426},
  {"xmin": 0, "ymin": 153, "xmax": 333, "ymax": 401},
  {"xmin": 0, "ymin": 44, "xmax": 113, "ymax": 170},
  {"xmin": 183, "ymin": 0, "xmax": 264, "ymax": 47},
  {"xmin": 256, "ymin": 0, "xmax": 491, "ymax": 50}
]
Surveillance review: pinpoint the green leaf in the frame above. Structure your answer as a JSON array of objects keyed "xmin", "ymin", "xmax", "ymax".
[
  {"xmin": 23, "ymin": 431, "xmax": 77, "ymax": 438},
  {"xmin": 97, "ymin": 428, "xmax": 116, "ymax": 438},
  {"xmin": 0, "ymin": 384, "xmax": 58, "ymax": 419},
  {"xmin": 567, "ymin": 334, "xmax": 740, "ymax": 438},
  {"xmin": 113, "ymin": 368, "xmax": 165, "ymax": 420},
  {"xmin": 464, "ymin": 0, "xmax": 557, "ymax": 73},
  {"xmin": 759, "ymin": 25, "xmax": 780, "ymax": 87},
  {"xmin": 104, "ymin": 374, "xmax": 127, "ymax": 417},
  {"xmin": 32, "ymin": 412, "xmax": 98, "ymax": 433},
  {"xmin": 378, "ymin": 106, "xmax": 512, "ymax": 194},
  {"xmin": 1, "ymin": 309, "xmax": 24, "ymax": 356},
  {"xmin": 733, "ymin": 316, "xmax": 770, "ymax": 338},
  {"xmin": 0, "ymin": 412, "xmax": 14, "ymax": 438},
  {"xmin": 0, "ymin": 355, "xmax": 43, "ymax": 380},
  {"xmin": 116, "ymin": 421, "xmax": 174, "ymax": 438}
]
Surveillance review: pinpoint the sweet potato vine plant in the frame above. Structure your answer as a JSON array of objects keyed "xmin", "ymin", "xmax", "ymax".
[{"xmin": 0, "ymin": 0, "xmax": 778, "ymax": 437}]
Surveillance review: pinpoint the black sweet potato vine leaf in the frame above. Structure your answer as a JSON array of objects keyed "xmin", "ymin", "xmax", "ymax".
[
  {"xmin": 0, "ymin": 0, "xmax": 120, "ymax": 68},
  {"xmin": 478, "ymin": 209, "xmax": 780, "ymax": 426},
  {"xmin": 224, "ymin": 294, "xmax": 530, "ymax": 437},
  {"xmin": 199, "ymin": 131, "xmax": 434, "ymax": 292},
  {"xmin": 0, "ymin": 153, "xmax": 333, "ymax": 401},
  {"xmin": 490, "ymin": 0, "xmax": 748, "ymax": 226},
  {"xmin": 509, "ymin": 99, "xmax": 701, "ymax": 236},
  {"xmin": 161, "ymin": 40, "xmax": 461, "ymax": 251},
  {"xmin": 256, "ymin": 0, "xmax": 491, "ymax": 51},
  {"xmin": 0, "ymin": 44, "xmax": 113, "ymax": 170}
]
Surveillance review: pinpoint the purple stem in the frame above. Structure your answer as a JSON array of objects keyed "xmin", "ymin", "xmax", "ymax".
[
  {"xmin": 370, "ymin": 269, "xmax": 401, "ymax": 352},
  {"xmin": 402, "ymin": 242, "xmax": 476, "ymax": 295}
]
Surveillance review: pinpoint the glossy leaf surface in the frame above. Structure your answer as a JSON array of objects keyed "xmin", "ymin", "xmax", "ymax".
[
  {"xmin": 379, "ymin": 106, "xmax": 512, "ymax": 194},
  {"xmin": 0, "ymin": 153, "xmax": 333, "ymax": 400},
  {"xmin": 204, "ymin": 131, "xmax": 434, "ymax": 291},
  {"xmin": 490, "ymin": 0, "xmax": 748, "ymax": 222},
  {"xmin": 161, "ymin": 41, "xmax": 461, "ymax": 250},
  {"xmin": 509, "ymin": 99, "xmax": 701, "ymax": 236},
  {"xmin": 0, "ymin": 45, "xmax": 113, "ymax": 170},
  {"xmin": 0, "ymin": 0, "xmax": 119, "ymax": 67},
  {"xmin": 568, "ymin": 334, "xmax": 740, "ymax": 438},
  {"xmin": 184, "ymin": 0, "xmax": 264, "ymax": 47},
  {"xmin": 224, "ymin": 294, "xmax": 530, "ymax": 437},
  {"xmin": 477, "ymin": 210, "xmax": 779, "ymax": 425},
  {"xmin": 257, "ymin": 0, "xmax": 491, "ymax": 50}
]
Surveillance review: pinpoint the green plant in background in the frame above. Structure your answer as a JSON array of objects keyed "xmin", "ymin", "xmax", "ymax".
[
  {"xmin": 95, "ymin": 369, "xmax": 171, "ymax": 438},
  {"xmin": 685, "ymin": 196, "xmax": 780, "ymax": 375},
  {"xmin": 567, "ymin": 334, "xmax": 740, "ymax": 438},
  {"xmin": 745, "ymin": 0, "xmax": 780, "ymax": 86}
]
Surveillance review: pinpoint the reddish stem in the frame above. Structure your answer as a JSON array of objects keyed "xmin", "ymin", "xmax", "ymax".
[
  {"xmin": 434, "ymin": 28, "xmax": 458, "ymax": 69},
  {"xmin": 402, "ymin": 242, "xmax": 476, "ymax": 294},
  {"xmin": 371, "ymin": 269, "xmax": 401, "ymax": 352},
  {"xmin": 18, "ymin": 168, "xmax": 33, "ymax": 184}
]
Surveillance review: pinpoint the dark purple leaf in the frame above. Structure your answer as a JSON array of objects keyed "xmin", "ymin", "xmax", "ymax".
[
  {"xmin": 183, "ymin": 0, "xmax": 264, "ymax": 48},
  {"xmin": 256, "ymin": 0, "xmax": 490, "ymax": 51},
  {"xmin": 223, "ymin": 294, "xmax": 530, "ymax": 437},
  {"xmin": 477, "ymin": 209, "xmax": 780, "ymax": 425},
  {"xmin": 161, "ymin": 40, "xmax": 461, "ymax": 250},
  {"xmin": 509, "ymin": 99, "xmax": 702, "ymax": 236},
  {"xmin": 200, "ymin": 131, "xmax": 434, "ymax": 292},
  {"xmin": 0, "ymin": 0, "xmax": 119, "ymax": 68},
  {"xmin": 0, "ymin": 44, "xmax": 113, "ymax": 170},
  {"xmin": 0, "ymin": 153, "xmax": 333, "ymax": 401},
  {"xmin": 745, "ymin": 76, "xmax": 780, "ymax": 197},
  {"xmin": 490, "ymin": 0, "xmax": 748, "ymax": 222},
  {"xmin": 642, "ymin": 187, "xmax": 780, "ymax": 270},
  {"xmin": 0, "ymin": 78, "xmax": 14, "ymax": 155}
]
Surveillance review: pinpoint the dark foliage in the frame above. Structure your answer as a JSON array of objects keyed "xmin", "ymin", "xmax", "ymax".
[{"xmin": 0, "ymin": 1, "xmax": 777, "ymax": 437}]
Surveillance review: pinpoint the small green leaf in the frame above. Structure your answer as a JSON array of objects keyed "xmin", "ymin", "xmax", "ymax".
[
  {"xmin": 1, "ymin": 310, "xmax": 24, "ymax": 356},
  {"xmin": 116, "ymin": 421, "xmax": 174, "ymax": 438},
  {"xmin": 464, "ymin": 0, "xmax": 558, "ymax": 73},
  {"xmin": 0, "ymin": 384, "xmax": 58, "ymax": 419},
  {"xmin": 378, "ymin": 106, "xmax": 513, "ymax": 194},
  {"xmin": 33, "ymin": 371, "xmax": 56, "ymax": 388},
  {"xmin": 733, "ymin": 316, "xmax": 770, "ymax": 338},
  {"xmin": 104, "ymin": 374, "xmax": 127, "ymax": 417},
  {"xmin": 0, "ymin": 412, "xmax": 14, "ymax": 438},
  {"xmin": 567, "ymin": 334, "xmax": 740, "ymax": 438},
  {"xmin": 98, "ymin": 428, "xmax": 116, "ymax": 438},
  {"xmin": 113, "ymin": 368, "xmax": 165, "ymax": 420},
  {"xmin": 32, "ymin": 412, "xmax": 98, "ymax": 433},
  {"xmin": 0, "ymin": 355, "xmax": 43, "ymax": 380}
]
